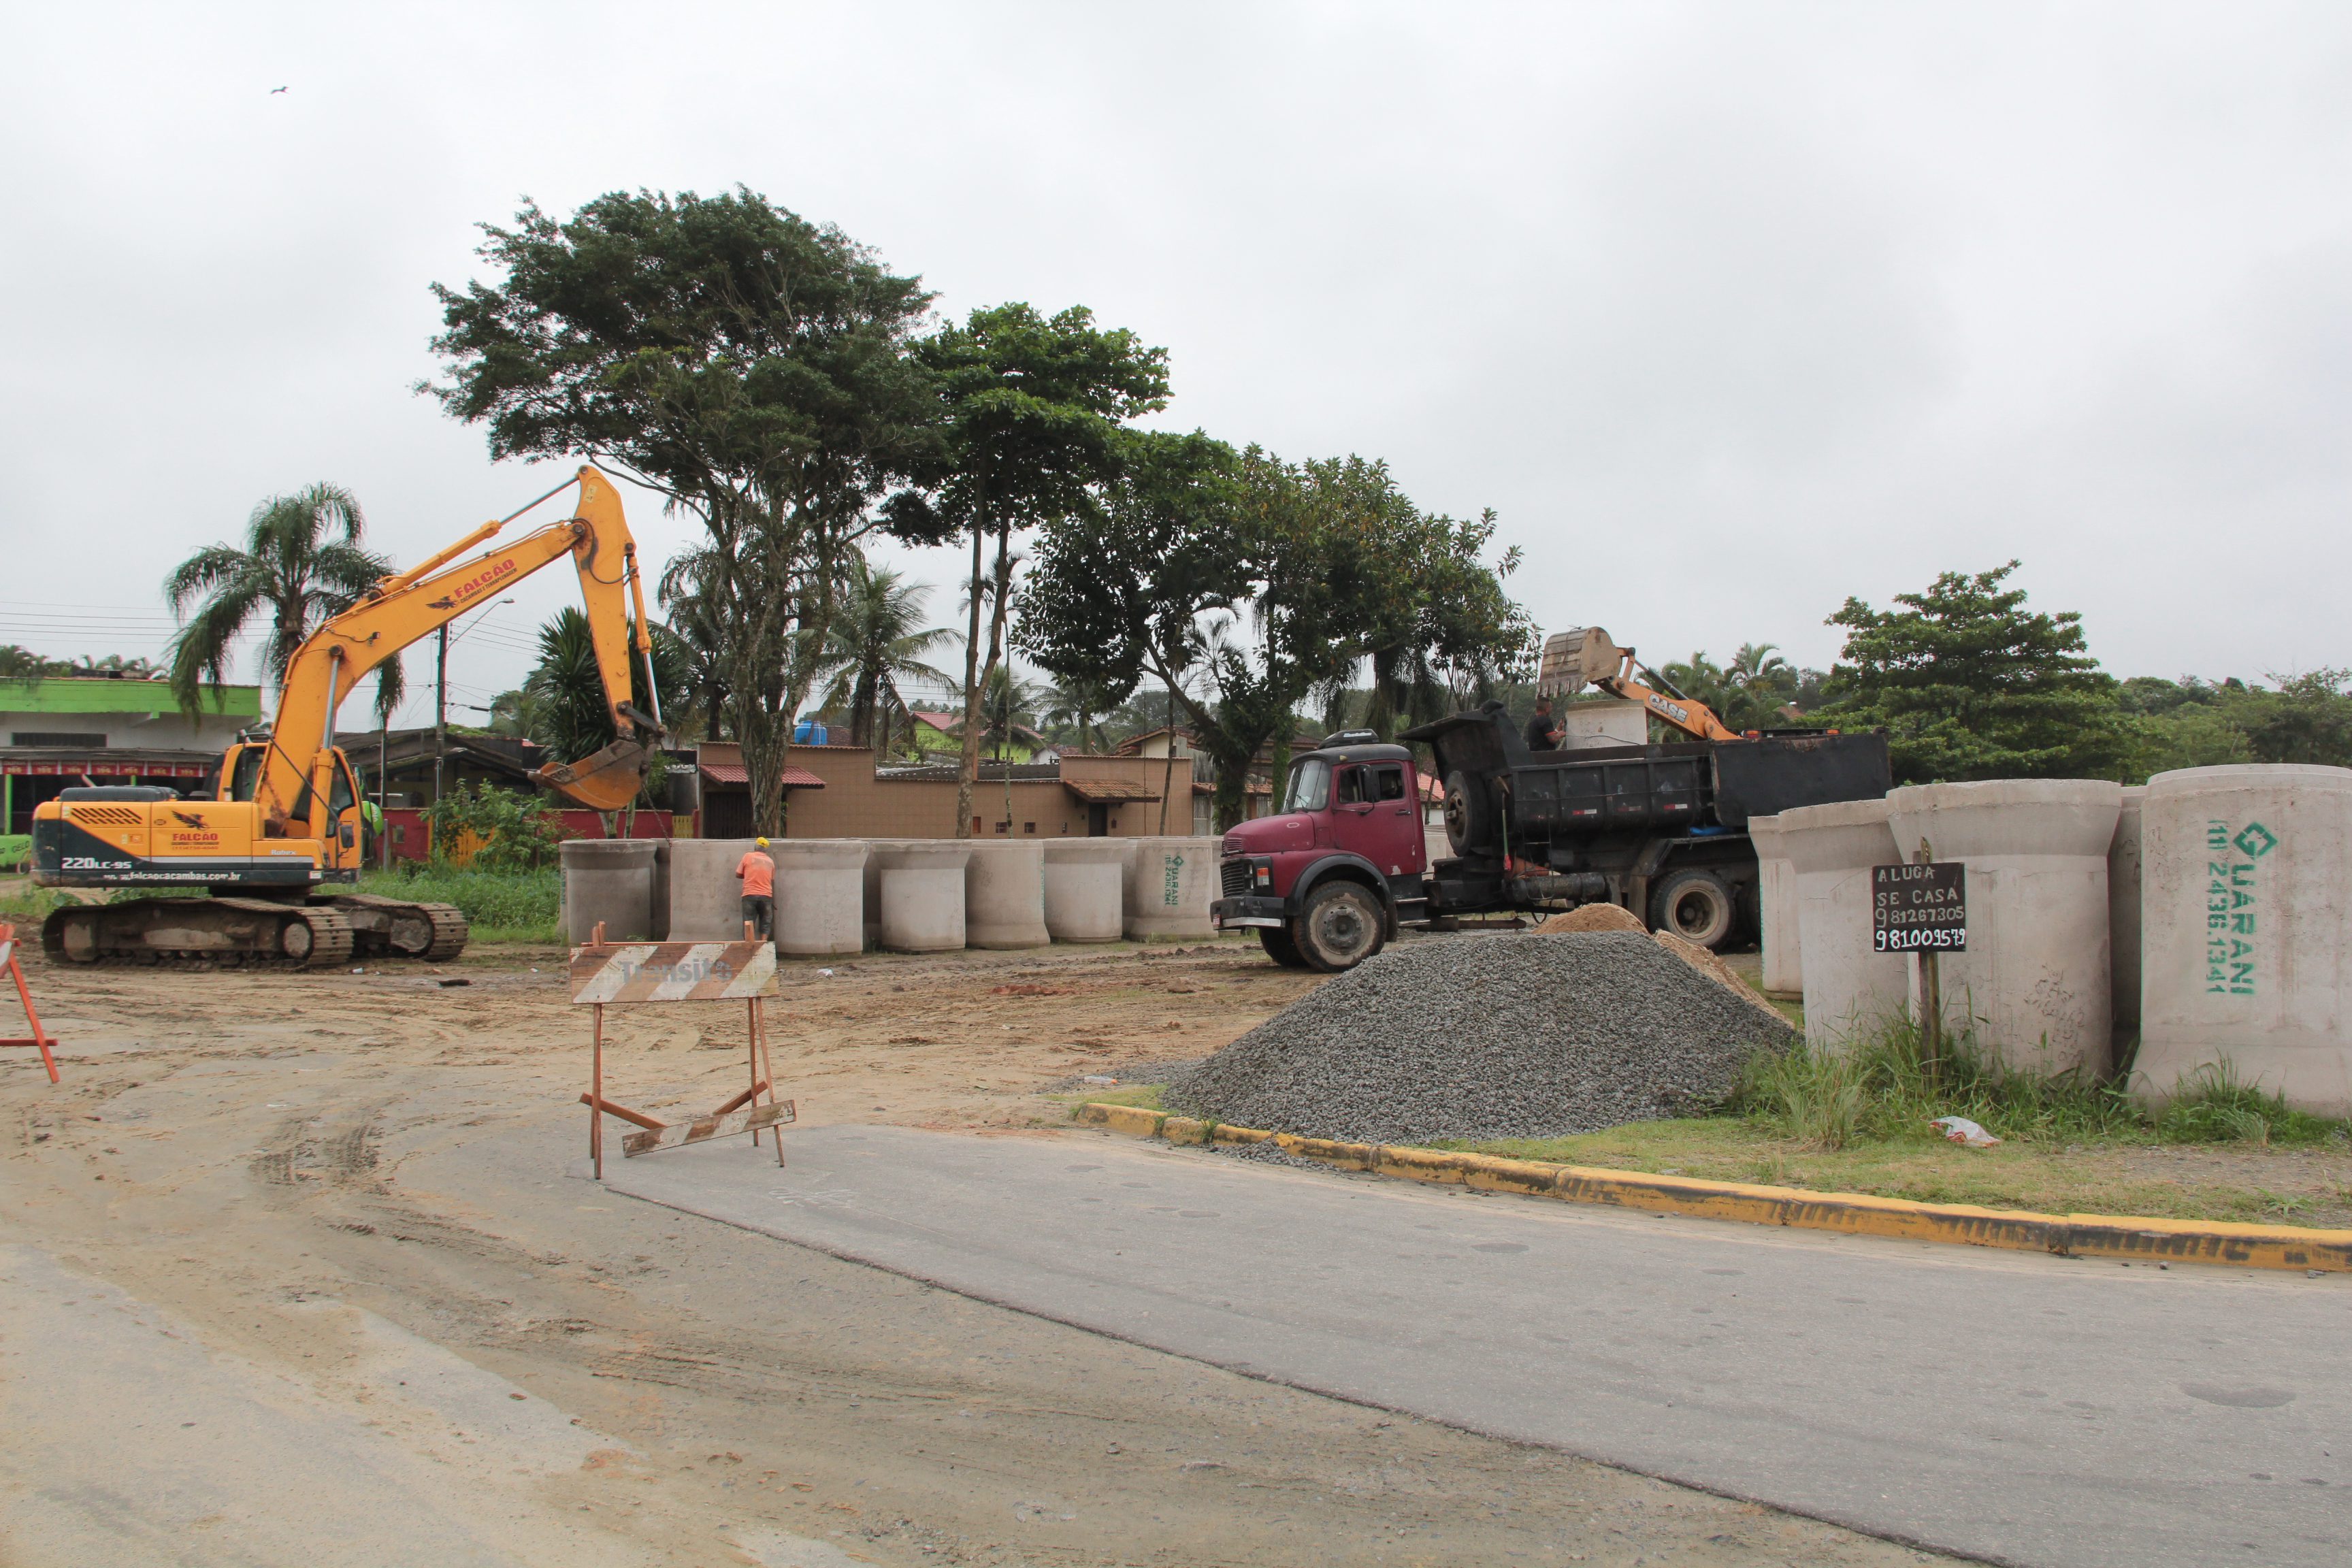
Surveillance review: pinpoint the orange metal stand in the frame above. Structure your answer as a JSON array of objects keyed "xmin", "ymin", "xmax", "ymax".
[{"xmin": 0, "ymin": 924, "xmax": 61, "ymax": 1083}]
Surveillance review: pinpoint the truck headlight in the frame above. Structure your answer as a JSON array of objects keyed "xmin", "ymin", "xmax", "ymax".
[{"xmin": 1252, "ymin": 859, "xmax": 1271, "ymax": 887}]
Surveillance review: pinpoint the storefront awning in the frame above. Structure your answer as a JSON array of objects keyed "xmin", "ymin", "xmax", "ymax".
[
  {"xmin": 1062, "ymin": 777, "xmax": 1162, "ymax": 803},
  {"xmin": 1, "ymin": 755, "xmax": 214, "ymax": 777}
]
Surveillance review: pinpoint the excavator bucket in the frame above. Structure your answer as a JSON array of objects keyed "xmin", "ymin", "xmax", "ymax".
[
  {"xmin": 532, "ymin": 740, "xmax": 654, "ymax": 813},
  {"xmin": 1536, "ymin": 627, "xmax": 1624, "ymax": 698}
]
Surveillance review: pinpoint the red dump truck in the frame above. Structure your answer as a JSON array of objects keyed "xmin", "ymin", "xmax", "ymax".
[{"xmin": 1211, "ymin": 705, "xmax": 1891, "ymax": 972}]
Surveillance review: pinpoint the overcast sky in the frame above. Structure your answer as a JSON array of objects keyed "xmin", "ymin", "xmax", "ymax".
[{"xmin": 5, "ymin": 3, "xmax": 2348, "ymax": 731}]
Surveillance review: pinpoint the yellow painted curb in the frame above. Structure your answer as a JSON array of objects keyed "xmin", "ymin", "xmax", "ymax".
[{"xmin": 1069, "ymin": 1102, "xmax": 2352, "ymax": 1273}]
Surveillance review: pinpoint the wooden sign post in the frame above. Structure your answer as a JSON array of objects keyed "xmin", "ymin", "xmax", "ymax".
[
  {"xmin": 1873, "ymin": 847, "xmax": 1967, "ymax": 1087},
  {"xmin": 570, "ymin": 922, "xmax": 795, "ymax": 1179}
]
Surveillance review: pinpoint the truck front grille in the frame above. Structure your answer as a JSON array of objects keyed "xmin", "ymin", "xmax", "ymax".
[{"xmin": 1220, "ymin": 858, "xmax": 1253, "ymax": 898}]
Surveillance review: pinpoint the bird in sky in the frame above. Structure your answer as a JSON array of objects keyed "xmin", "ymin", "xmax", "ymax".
[{"xmin": 270, "ymin": 86, "xmax": 287, "ymax": 94}]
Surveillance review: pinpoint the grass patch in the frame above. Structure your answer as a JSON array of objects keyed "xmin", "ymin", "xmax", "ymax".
[
  {"xmin": 1727, "ymin": 1015, "xmax": 2347, "ymax": 1151},
  {"xmin": 360, "ymin": 865, "xmax": 560, "ymax": 941},
  {"xmin": 0, "ymin": 885, "xmax": 66, "ymax": 924},
  {"xmin": 1432, "ymin": 1018, "xmax": 2352, "ymax": 1224},
  {"xmin": 1065, "ymin": 1083, "xmax": 1168, "ymax": 1111},
  {"xmin": 1447, "ymin": 1120, "xmax": 2352, "ymax": 1224}
]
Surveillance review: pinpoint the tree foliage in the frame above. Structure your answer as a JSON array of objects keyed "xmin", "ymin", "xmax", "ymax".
[
  {"xmin": 898, "ymin": 303, "xmax": 1169, "ymax": 834},
  {"xmin": 1659, "ymin": 642, "xmax": 1800, "ymax": 734},
  {"xmin": 1019, "ymin": 438, "xmax": 1531, "ymax": 826},
  {"xmin": 1819, "ymin": 562, "xmax": 2126, "ymax": 783},
  {"xmin": 519, "ymin": 607, "xmax": 689, "ymax": 766},
  {"xmin": 427, "ymin": 187, "xmax": 940, "ymax": 833},
  {"xmin": 423, "ymin": 782, "xmax": 569, "ymax": 872},
  {"xmin": 162, "ymin": 483, "xmax": 404, "ymax": 726},
  {"xmin": 813, "ymin": 555, "xmax": 954, "ymax": 753}
]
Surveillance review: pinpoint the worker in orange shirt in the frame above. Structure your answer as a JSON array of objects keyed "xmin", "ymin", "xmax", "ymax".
[{"xmin": 736, "ymin": 836, "xmax": 777, "ymax": 941}]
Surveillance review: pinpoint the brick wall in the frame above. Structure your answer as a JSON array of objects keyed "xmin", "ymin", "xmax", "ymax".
[{"xmin": 769, "ymin": 746, "xmax": 1199, "ymax": 839}]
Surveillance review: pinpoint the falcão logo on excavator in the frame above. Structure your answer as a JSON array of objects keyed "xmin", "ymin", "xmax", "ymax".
[{"xmin": 451, "ymin": 556, "xmax": 519, "ymax": 602}]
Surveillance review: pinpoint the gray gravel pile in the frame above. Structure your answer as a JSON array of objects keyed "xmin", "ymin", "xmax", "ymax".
[{"xmin": 1164, "ymin": 932, "xmax": 1793, "ymax": 1145}]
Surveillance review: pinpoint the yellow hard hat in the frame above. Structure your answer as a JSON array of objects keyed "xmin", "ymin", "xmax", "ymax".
[{"xmin": 755, "ymin": 836, "xmax": 770, "ymax": 848}]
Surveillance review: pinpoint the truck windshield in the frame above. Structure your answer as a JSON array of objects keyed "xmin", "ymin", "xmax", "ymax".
[{"xmin": 1285, "ymin": 759, "xmax": 1330, "ymax": 813}]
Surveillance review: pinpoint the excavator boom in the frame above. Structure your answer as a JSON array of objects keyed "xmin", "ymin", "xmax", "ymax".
[{"xmin": 262, "ymin": 464, "xmax": 659, "ymax": 821}]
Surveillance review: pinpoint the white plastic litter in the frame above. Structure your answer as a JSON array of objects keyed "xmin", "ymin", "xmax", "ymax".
[
  {"xmin": 1081, "ymin": 1074, "xmax": 1120, "ymax": 1086},
  {"xmin": 1930, "ymin": 1115, "xmax": 2001, "ymax": 1147}
]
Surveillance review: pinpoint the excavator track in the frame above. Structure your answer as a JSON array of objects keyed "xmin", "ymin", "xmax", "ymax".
[
  {"xmin": 318, "ymin": 894, "xmax": 470, "ymax": 962},
  {"xmin": 43, "ymin": 897, "xmax": 358, "ymax": 970}
]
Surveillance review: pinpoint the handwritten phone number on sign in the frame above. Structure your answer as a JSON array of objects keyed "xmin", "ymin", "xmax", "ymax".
[{"xmin": 1872, "ymin": 861, "xmax": 1966, "ymax": 953}]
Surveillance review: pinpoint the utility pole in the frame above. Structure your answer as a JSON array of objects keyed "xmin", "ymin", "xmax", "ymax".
[
  {"xmin": 434, "ymin": 625, "xmax": 448, "ymax": 806},
  {"xmin": 378, "ymin": 691, "xmax": 390, "ymax": 871},
  {"xmin": 1157, "ymin": 679, "xmax": 1176, "ymax": 835}
]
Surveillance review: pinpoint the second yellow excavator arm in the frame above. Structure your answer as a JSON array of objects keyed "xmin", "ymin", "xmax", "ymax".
[{"xmin": 251, "ymin": 466, "xmax": 662, "ymax": 830}]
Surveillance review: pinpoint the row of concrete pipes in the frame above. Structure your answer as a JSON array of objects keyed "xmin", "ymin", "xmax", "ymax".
[
  {"xmin": 560, "ymin": 836, "xmax": 1224, "ymax": 956},
  {"xmin": 1748, "ymin": 764, "xmax": 2352, "ymax": 1116}
]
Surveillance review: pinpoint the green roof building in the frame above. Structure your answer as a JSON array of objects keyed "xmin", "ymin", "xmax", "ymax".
[{"xmin": 2, "ymin": 676, "xmax": 261, "ymax": 835}]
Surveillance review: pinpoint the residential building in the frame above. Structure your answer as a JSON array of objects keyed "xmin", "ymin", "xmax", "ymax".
[{"xmin": 2, "ymin": 676, "xmax": 258, "ymax": 835}]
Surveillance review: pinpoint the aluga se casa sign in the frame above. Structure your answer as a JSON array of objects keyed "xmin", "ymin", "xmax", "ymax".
[{"xmin": 1872, "ymin": 862, "xmax": 1966, "ymax": 952}]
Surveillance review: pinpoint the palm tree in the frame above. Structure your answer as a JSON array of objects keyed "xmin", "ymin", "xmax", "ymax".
[
  {"xmin": 163, "ymin": 483, "xmax": 404, "ymax": 726},
  {"xmin": 1040, "ymin": 674, "xmax": 1130, "ymax": 754},
  {"xmin": 817, "ymin": 558, "xmax": 954, "ymax": 754},
  {"xmin": 1727, "ymin": 641, "xmax": 1798, "ymax": 723},
  {"xmin": 521, "ymin": 607, "xmax": 688, "ymax": 761}
]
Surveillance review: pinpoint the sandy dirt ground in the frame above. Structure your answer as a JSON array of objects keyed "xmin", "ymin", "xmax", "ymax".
[{"xmin": 0, "ymin": 933, "xmax": 1955, "ymax": 1567}]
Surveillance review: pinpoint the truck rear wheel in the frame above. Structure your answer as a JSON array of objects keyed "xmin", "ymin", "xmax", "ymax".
[
  {"xmin": 1257, "ymin": 926, "xmax": 1313, "ymax": 969},
  {"xmin": 1292, "ymin": 881, "xmax": 1386, "ymax": 973},
  {"xmin": 1651, "ymin": 869, "xmax": 1735, "ymax": 949}
]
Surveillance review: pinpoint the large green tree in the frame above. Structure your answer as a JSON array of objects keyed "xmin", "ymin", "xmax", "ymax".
[
  {"xmin": 1346, "ymin": 505, "xmax": 1535, "ymax": 740},
  {"xmin": 898, "ymin": 304, "xmax": 1169, "ymax": 836},
  {"xmin": 163, "ymin": 483, "xmax": 404, "ymax": 728},
  {"xmin": 427, "ymin": 188, "xmax": 941, "ymax": 834},
  {"xmin": 1019, "ymin": 439, "xmax": 1525, "ymax": 826},
  {"xmin": 1819, "ymin": 561, "xmax": 2125, "ymax": 783}
]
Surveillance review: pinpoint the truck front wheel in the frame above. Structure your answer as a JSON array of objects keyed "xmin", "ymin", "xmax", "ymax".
[
  {"xmin": 1258, "ymin": 926, "xmax": 1313, "ymax": 968},
  {"xmin": 1293, "ymin": 881, "xmax": 1386, "ymax": 973},
  {"xmin": 1650, "ymin": 869, "xmax": 1735, "ymax": 949}
]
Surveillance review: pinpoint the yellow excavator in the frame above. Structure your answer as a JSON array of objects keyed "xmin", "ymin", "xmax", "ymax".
[
  {"xmin": 31, "ymin": 466, "xmax": 664, "ymax": 968},
  {"xmin": 1535, "ymin": 625, "xmax": 1747, "ymax": 742}
]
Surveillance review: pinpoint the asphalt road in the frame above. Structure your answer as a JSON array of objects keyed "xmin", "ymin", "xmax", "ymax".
[{"xmin": 598, "ymin": 1124, "xmax": 2352, "ymax": 1568}]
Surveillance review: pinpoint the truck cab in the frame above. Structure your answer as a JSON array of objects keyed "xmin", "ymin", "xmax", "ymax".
[{"xmin": 1212, "ymin": 735, "xmax": 1426, "ymax": 971}]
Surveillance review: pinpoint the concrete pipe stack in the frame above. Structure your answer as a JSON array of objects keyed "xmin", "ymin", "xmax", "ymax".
[
  {"xmin": 1043, "ymin": 840, "xmax": 1129, "ymax": 942},
  {"xmin": 1885, "ymin": 780, "xmax": 2121, "ymax": 1077},
  {"xmin": 963, "ymin": 840, "xmax": 1050, "ymax": 949},
  {"xmin": 860, "ymin": 839, "xmax": 911, "ymax": 949},
  {"xmin": 1123, "ymin": 836, "xmax": 1220, "ymax": 940},
  {"xmin": 660, "ymin": 838, "xmax": 758, "ymax": 941},
  {"xmin": 770, "ymin": 840, "xmax": 868, "ymax": 956},
  {"xmin": 559, "ymin": 838, "xmax": 660, "ymax": 944},
  {"xmin": 875, "ymin": 843, "xmax": 972, "ymax": 953},
  {"xmin": 2134, "ymin": 764, "xmax": 2352, "ymax": 1116},
  {"xmin": 1774, "ymin": 798, "xmax": 1906, "ymax": 1051},
  {"xmin": 1744, "ymin": 813, "xmax": 1804, "ymax": 998},
  {"xmin": 2109, "ymin": 785, "xmax": 2146, "ymax": 1050}
]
